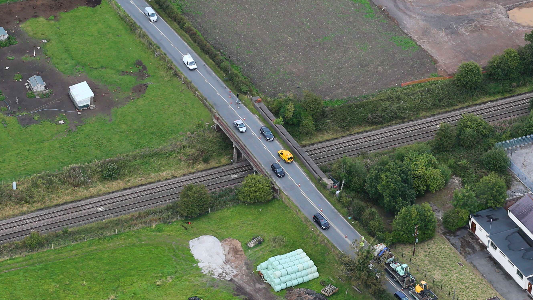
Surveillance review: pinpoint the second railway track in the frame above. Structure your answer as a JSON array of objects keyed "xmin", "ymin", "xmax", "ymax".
[
  {"xmin": 305, "ymin": 92, "xmax": 532, "ymax": 165},
  {"xmin": 0, "ymin": 161, "xmax": 253, "ymax": 245}
]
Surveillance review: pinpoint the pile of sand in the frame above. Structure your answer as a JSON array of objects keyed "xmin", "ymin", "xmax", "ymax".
[{"xmin": 189, "ymin": 235, "xmax": 237, "ymax": 280}]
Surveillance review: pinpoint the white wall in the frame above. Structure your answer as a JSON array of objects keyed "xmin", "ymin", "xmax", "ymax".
[{"xmin": 470, "ymin": 218, "xmax": 489, "ymax": 246}]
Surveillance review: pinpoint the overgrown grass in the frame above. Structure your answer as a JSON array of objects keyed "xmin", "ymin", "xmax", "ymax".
[
  {"xmin": 0, "ymin": 2, "xmax": 212, "ymax": 181},
  {"xmin": 392, "ymin": 235, "xmax": 502, "ymax": 300},
  {"xmin": 0, "ymin": 199, "xmax": 372, "ymax": 300}
]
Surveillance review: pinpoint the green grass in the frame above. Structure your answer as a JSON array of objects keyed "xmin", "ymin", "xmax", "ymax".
[
  {"xmin": 0, "ymin": 2, "xmax": 212, "ymax": 181},
  {"xmin": 0, "ymin": 199, "xmax": 372, "ymax": 300}
]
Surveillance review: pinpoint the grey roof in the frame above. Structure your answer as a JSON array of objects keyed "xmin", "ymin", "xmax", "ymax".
[
  {"xmin": 28, "ymin": 75, "xmax": 45, "ymax": 87},
  {"xmin": 0, "ymin": 27, "xmax": 6, "ymax": 35},
  {"xmin": 472, "ymin": 208, "xmax": 533, "ymax": 277},
  {"xmin": 509, "ymin": 194, "xmax": 533, "ymax": 233}
]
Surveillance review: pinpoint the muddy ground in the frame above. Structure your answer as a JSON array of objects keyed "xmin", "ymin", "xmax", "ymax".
[
  {"xmin": 372, "ymin": 0, "xmax": 533, "ymax": 75},
  {"xmin": 0, "ymin": 0, "xmax": 147, "ymax": 130}
]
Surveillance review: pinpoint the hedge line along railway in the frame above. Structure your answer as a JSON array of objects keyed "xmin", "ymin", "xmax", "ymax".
[
  {"xmin": 0, "ymin": 92, "xmax": 531, "ymax": 245},
  {"xmin": 0, "ymin": 161, "xmax": 253, "ymax": 244},
  {"xmin": 305, "ymin": 92, "xmax": 533, "ymax": 165}
]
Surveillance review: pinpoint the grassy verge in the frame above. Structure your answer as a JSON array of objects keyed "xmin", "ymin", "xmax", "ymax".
[
  {"xmin": 0, "ymin": 199, "xmax": 373, "ymax": 300},
  {"xmin": 0, "ymin": 1, "xmax": 212, "ymax": 181},
  {"xmin": 391, "ymin": 235, "xmax": 502, "ymax": 300}
]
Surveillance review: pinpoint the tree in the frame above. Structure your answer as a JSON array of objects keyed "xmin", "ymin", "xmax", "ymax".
[
  {"xmin": 238, "ymin": 174, "xmax": 273, "ymax": 203},
  {"xmin": 488, "ymin": 48, "xmax": 522, "ymax": 80},
  {"xmin": 301, "ymin": 91, "xmax": 325, "ymax": 125},
  {"xmin": 443, "ymin": 208, "xmax": 470, "ymax": 232},
  {"xmin": 518, "ymin": 31, "xmax": 533, "ymax": 76},
  {"xmin": 452, "ymin": 187, "xmax": 482, "ymax": 213},
  {"xmin": 333, "ymin": 157, "xmax": 367, "ymax": 193},
  {"xmin": 177, "ymin": 184, "xmax": 212, "ymax": 218},
  {"xmin": 404, "ymin": 152, "xmax": 446, "ymax": 195},
  {"xmin": 361, "ymin": 208, "xmax": 385, "ymax": 236},
  {"xmin": 481, "ymin": 148, "xmax": 510, "ymax": 173},
  {"xmin": 432, "ymin": 123, "xmax": 456, "ymax": 152},
  {"xmin": 454, "ymin": 61, "xmax": 483, "ymax": 90},
  {"xmin": 475, "ymin": 173, "xmax": 507, "ymax": 209},
  {"xmin": 392, "ymin": 203, "xmax": 436, "ymax": 243},
  {"xmin": 456, "ymin": 114, "xmax": 494, "ymax": 149},
  {"xmin": 299, "ymin": 114, "xmax": 316, "ymax": 136}
]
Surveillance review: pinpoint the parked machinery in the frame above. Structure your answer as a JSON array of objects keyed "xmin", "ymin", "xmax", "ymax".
[{"xmin": 409, "ymin": 281, "xmax": 438, "ymax": 300}]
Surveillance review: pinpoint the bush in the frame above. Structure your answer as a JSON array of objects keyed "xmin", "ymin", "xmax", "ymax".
[
  {"xmin": 392, "ymin": 203, "xmax": 436, "ymax": 243},
  {"xmin": 487, "ymin": 48, "xmax": 522, "ymax": 80},
  {"xmin": 456, "ymin": 114, "xmax": 494, "ymax": 149},
  {"xmin": 432, "ymin": 123, "xmax": 456, "ymax": 152},
  {"xmin": 0, "ymin": 35, "xmax": 17, "ymax": 48},
  {"xmin": 443, "ymin": 208, "xmax": 469, "ymax": 232},
  {"xmin": 475, "ymin": 173, "xmax": 507, "ymax": 209},
  {"xmin": 481, "ymin": 148, "xmax": 510, "ymax": 173},
  {"xmin": 350, "ymin": 199, "xmax": 367, "ymax": 220},
  {"xmin": 238, "ymin": 174, "xmax": 273, "ymax": 203},
  {"xmin": 101, "ymin": 162, "xmax": 121, "ymax": 180},
  {"xmin": 455, "ymin": 61, "xmax": 483, "ymax": 90},
  {"xmin": 333, "ymin": 157, "xmax": 367, "ymax": 193},
  {"xmin": 24, "ymin": 231, "xmax": 46, "ymax": 250},
  {"xmin": 361, "ymin": 208, "xmax": 385, "ymax": 236},
  {"xmin": 176, "ymin": 184, "xmax": 212, "ymax": 218}
]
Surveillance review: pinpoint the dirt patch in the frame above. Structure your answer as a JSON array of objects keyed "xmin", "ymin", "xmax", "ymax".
[
  {"xmin": 371, "ymin": 0, "xmax": 533, "ymax": 75},
  {"xmin": 0, "ymin": 2, "xmax": 148, "ymax": 130},
  {"xmin": 509, "ymin": 6, "xmax": 533, "ymax": 26},
  {"xmin": 178, "ymin": 0, "xmax": 437, "ymax": 99},
  {"xmin": 285, "ymin": 288, "xmax": 327, "ymax": 300}
]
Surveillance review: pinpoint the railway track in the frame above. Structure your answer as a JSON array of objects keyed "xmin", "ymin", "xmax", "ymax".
[
  {"xmin": 305, "ymin": 92, "xmax": 533, "ymax": 165},
  {"xmin": 0, "ymin": 161, "xmax": 253, "ymax": 244}
]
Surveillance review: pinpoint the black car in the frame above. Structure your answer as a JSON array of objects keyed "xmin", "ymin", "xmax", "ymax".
[
  {"xmin": 271, "ymin": 162, "xmax": 285, "ymax": 178},
  {"xmin": 313, "ymin": 213, "xmax": 330, "ymax": 230},
  {"xmin": 260, "ymin": 126, "xmax": 274, "ymax": 141}
]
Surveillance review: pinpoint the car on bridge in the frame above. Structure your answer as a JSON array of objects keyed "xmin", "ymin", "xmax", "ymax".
[
  {"xmin": 233, "ymin": 119, "xmax": 246, "ymax": 133},
  {"xmin": 278, "ymin": 150, "xmax": 293, "ymax": 163},
  {"xmin": 313, "ymin": 213, "xmax": 330, "ymax": 230},
  {"xmin": 183, "ymin": 54, "xmax": 197, "ymax": 70},
  {"xmin": 260, "ymin": 126, "xmax": 274, "ymax": 141},
  {"xmin": 271, "ymin": 162, "xmax": 285, "ymax": 178},
  {"xmin": 143, "ymin": 7, "xmax": 158, "ymax": 22}
]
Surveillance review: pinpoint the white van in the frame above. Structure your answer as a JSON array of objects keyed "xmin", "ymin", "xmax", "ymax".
[
  {"xmin": 144, "ymin": 7, "xmax": 157, "ymax": 22},
  {"xmin": 183, "ymin": 54, "xmax": 197, "ymax": 70}
]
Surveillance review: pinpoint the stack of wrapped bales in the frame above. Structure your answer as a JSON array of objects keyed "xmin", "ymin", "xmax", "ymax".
[{"xmin": 256, "ymin": 249, "xmax": 319, "ymax": 292}]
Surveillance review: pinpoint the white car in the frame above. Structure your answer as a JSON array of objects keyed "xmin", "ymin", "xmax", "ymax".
[
  {"xmin": 183, "ymin": 54, "xmax": 197, "ymax": 70},
  {"xmin": 144, "ymin": 7, "xmax": 157, "ymax": 22},
  {"xmin": 233, "ymin": 119, "xmax": 246, "ymax": 133}
]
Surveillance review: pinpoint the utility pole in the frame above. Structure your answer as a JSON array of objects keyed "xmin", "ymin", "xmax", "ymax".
[{"xmin": 412, "ymin": 225, "xmax": 419, "ymax": 256}]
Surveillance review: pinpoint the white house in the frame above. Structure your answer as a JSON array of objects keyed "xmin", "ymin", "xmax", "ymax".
[
  {"xmin": 469, "ymin": 194, "xmax": 533, "ymax": 297},
  {"xmin": 0, "ymin": 27, "xmax": 8, "ymax": 41},
  {"xmin": 68, "ymin": 81, "xmax": 94, "ymax": 110},
  {"xmin": 28, "ymin": 75, "xmax": 46, "ymax": 92}
]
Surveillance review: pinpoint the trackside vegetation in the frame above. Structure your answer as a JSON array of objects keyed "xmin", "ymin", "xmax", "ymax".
[{"xmin": 0, "ymin": 1, "xmax": 212, "ymax": 180}]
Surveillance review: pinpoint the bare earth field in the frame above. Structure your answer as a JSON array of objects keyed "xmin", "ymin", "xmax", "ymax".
[
  {"xmin": 372, "ymin": 0, "xmax": 533, "ymax": 74},
  {"xmin": 177, "ymin": 0, "xmax": 437, "ymax": 99}
]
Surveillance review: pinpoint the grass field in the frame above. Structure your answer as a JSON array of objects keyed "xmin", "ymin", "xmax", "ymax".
[
  {"xmin": 174, "ymin": 0, "xmax": 436, "ymax": 99},
  {"xmin": 0, "ymin": 199, "xmax": 372, "ymax": 300},
  {"xmin": 392, "ymin": 235, "xmax": 502, "ymax": 300},
  {"xmin": 0, "ymin": 1, "xmax": 212, "ymax": 181}
]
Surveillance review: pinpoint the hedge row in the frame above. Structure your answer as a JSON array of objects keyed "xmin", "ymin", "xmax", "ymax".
[{"xmin": 154, "ymin": 0, "xmax": 255, "ymax": 95}]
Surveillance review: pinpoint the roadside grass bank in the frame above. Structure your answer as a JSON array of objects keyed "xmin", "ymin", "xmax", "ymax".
[
  {"xmin": 0, "ymin": 0, "xmax": 212, "ymax": 181},
  {"xmin": 392, "ymin": 235, "xmax": 502, "ymax": 300},
  {"xmin": 0, "ymin": 198, "xmax": 372, "ymax": 300},
  {"xmin": 0, "ymin": 127, "xmax": 232, "ymax": 220}
]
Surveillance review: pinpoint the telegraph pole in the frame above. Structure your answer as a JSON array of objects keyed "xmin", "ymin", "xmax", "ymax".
[{"xmin": 412, "ymin": 225, "xmax": 419, "ymax": 256}]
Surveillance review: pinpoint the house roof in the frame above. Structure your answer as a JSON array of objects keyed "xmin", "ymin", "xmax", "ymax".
[
  {"xmin": 472, "ymin": 208, "xmax": 533, "ymax": 277},
  {"xmin": 69, "ymin": 81, "xmax": 94, "ymax": 101},
  {"xmin": 0, "ymin": 27, "xmax": 7, "ymax": 36},
  {"xmin": 509, "ymin": 194, "xmax": 533, "ymax": 234},
  {"xmin": 28, "ymin": 75, "xmax": 45, "ymax": 87}
]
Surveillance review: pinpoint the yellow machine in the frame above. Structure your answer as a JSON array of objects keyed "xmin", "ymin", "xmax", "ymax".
[{"xmin": 278, "ymin": 150, "xmax": 294, "ymax": 163}]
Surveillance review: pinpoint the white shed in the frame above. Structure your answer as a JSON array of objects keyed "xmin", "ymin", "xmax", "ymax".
[
  {"xmin": 0, "ymin": 27, "xmax": 8, "ymax": 41},
  {"xmin": 69, "ymin": 81, "xmax": 94, "ymax": 110},
  {"xmin": 28, "ymin": 75, "xmax": 46, "ymax": 92}
]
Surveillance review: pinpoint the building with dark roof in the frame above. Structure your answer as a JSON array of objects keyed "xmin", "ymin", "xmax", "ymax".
[{"xmin": 470, "ymin": 194, "xmax": 533, "ymax": 297}]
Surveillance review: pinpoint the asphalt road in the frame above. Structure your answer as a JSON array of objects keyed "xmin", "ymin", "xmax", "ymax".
[{"xmin": 115, "ymin": 0, "xmax": 409, "ymax": 297}]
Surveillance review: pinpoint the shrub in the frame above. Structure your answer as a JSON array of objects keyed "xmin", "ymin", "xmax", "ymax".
[
  {"xmin": 27, "ymin": 91, "xmax": 36, "ymax": 98},
  {"xmin": 452, "ymin": 187, "xmax": 481, "ymax": 213},
  {"xmin": 101, "ymin": 162, "xmax": 121, "ymax": 180},
  {"xmin": 350, "ymin": 199, "xmax": 367, "ymax": 220},
  {"xmin": 456, "ymin": 114, "xmax": 494, "ymax": 149},
  {"xmin": 392, "ymin": 203, "xmax": 436, "ymax": 243},
  {"xmin": 333, "ymin": 157, "xmax": 367, "ymax": 193},
  {"xmin": 481, "ymin": 148, "xmax": 510, "ymax": 173},
  {"xmin": 13, "ymin": 73, "xmax": 22, "ymax": 81},
  {"xmin": 487, "ymin": 48, "xmax": 522, "ymax": 80},
  {"xmin": 454, "ymin": 61, "xmax": 483, "ymax": 90},
  {"xmin": 24, "ymin": 231, "xmax": 46, "ymax": 250},
  {"xmin": 238, "ymin": 174, "xmax": 273, "ymax": 203},
  {"xmin": 361, "ymin": 208, "xmax": 385, "ymax": 236},
  {"xmin": 176, "ymin": 184, "xmax": 212, "ymax": 218},
  {"xmin": 518, "ymin": 31, "xmax": 533, "ymax": 76},
  {"xmin": 432, "ymin": 123, "xmax": 456, "ymax": 152},
  {"xmin": 475, "ymin": 173, "xmax": 507, "ymax": 209},
  {"xmin": 443, "ymin": 208, "xmax": 469, "ymax": 232}
]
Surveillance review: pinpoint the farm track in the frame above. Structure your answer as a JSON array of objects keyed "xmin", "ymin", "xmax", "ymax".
[
  {"xmin": 305, "ymin": 92, "xmax": 533, "ymax": 165},
  {"xmin": 0, "ymin": 161, "xmax": 253, "ymax": 244}
]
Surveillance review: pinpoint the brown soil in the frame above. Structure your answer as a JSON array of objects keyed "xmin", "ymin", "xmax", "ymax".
[
  {"xmin": 285, "ymin": 288, "xmax": 327, "ymax": 300},
  {"xmin": 221, "ymin": 238, "xmax": 279, "ymax": 300},
  {"xmin": 371, "ymin": 0, "xmax": 533, "ymax": 75},
  {"xmin": 0, "ymin": 0, "xmax": 148, "ymax": 130}
]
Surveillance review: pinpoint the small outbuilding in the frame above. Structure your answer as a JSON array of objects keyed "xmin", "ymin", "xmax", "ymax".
[
  {"xmin": 28, "ymin": 75, "xmax": 46, "ymax": 92},
  {"xmin": 69, "ymin": 81, "xmax": 94, "ymax": 110},
  {"xmin": 0, "ymin": 27, "xmax": 8, "ymax": 41}
]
